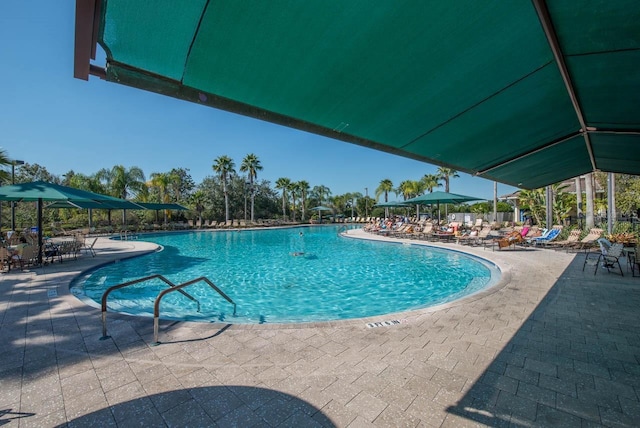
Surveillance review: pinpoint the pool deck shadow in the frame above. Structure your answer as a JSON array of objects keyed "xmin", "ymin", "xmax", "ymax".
[{"xmin": 0, "ymin": 230, "xmax": 638, "ymax": 427}]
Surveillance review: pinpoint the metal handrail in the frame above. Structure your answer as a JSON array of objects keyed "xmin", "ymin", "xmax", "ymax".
[
  {"xmin": 100, "ymin": 274, "xmax": 199, "ymax": 339},
  {"xmin": 153, "ymin": 276, "xmax": 236, "ymax": 345}
]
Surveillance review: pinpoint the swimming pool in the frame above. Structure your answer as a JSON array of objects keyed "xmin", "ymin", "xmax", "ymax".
[{"xmin": 72, "ymin": 225, "xmax": 499, "ymax": 324}]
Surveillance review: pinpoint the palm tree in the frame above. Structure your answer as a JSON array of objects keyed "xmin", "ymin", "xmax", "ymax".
[
  {"xmin": 345, "ymin": 191, "xmax": 362, "ymax": 218},
  {"xmin": 397, "ymin": 180, "xmax": 422, "ymax": 218},
  {"xmin": 98, "ymin": 165, "xmax": 146, "ymax": 226},
  {"xmin": 375, "ymin": 179, "xmax": 394, "ymax": 203},
  {"xmin": 189, "ymin": 190, "xmax": 207, "ymax": 225},
  {"xmin": 0, "ymin": 148, "xmax": 13, "ymax": 183},
  {"xmin": 375, "ymin": 178, "xmax": 394, "ymax": 219},
  {"xmin": 311, "ymin": 185, "xmax": 331, "ymax": 206},
  {"xmin": 436, "ymin": 167, "xmax": 459, "ymax": 193},
  {"xmin": 297, "ymin": 180, "xmax": 310, "ymax": 221},
  {"xmin": 421, "ymin": 174, "xmax": 442, "ymax": 193},
  {"xmin": 275, "ymin": 177, "xmax": 291, "ymax": 219},
  {"xmin": 239, "ymin": 153, "xmax": 263, "ymax": 222},
  {"xmin": 212, "ymin": 155, "xmax": 236, "ymax": 222},
  {"xmin": 149, "ymin": 172, "xmax": 172, "ymax": 223}
]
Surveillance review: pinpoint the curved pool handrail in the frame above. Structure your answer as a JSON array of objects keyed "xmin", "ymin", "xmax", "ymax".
[
  {"xmin": 153, "ymin": 276, "xmax": 236, "ymax": 345},
  {"xmin": 100, "ymin": 274, "xmax": 199, "ymax": 339}
]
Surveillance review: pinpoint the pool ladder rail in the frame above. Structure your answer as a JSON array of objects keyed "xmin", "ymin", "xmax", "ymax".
[{"xmin": 100, "ymin": 274, "xmax": 236, "ymax": 345}]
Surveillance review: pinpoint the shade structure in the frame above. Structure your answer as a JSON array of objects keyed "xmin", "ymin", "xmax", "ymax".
[
  {"xmin": 75, "ymin": 1, "xmax": 640, "ymax": 190},
  {"xmin": 374, "ymin": 201, "xmax": 410, "ymax": 208},
  {"xmin": 0, "ymin": 181, "xmax": 142, "ymax": 264},
  {"xmin": 45, "ymin": 199, "xmax": 144, "ymax": 210},
  {"xmin": 310, "ymin": 206, "xmax": 333, "ymax": 212},
  {"xmin": 403, "ymin": 191, "xmax": 483, "ymax": 206},
  {"xmin": 135, "ymin": 202, "xmax": 189, "ymax": 211},
  {"xmin": 404, "ymin": 191, "xmax": 483, "ymax": 223},
  {"xmin": 310, "ymin": 206, "xmax": 333, "ymax": 224}
]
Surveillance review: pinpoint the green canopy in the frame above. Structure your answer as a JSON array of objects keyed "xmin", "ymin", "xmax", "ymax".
[
  {"xmin": 75, "ymin": 1, "xmax": 640, "ymax": 189},
  {"xmin": 45, "ymin": 198, "xmax": 144, "ymax": 210},
  {"xmin": 404, "ymin": 191, "xmax": 482, "ymax": 223},
  {"xmin": 135, "ymin": 202, "xmax": 189, "ymax": 211},
  {"xmin": 403, "ymin": 191, "xmax": 483, "ymax": 206},
  {"xmin": 310, "ymin": 206, "xmax": 333, "ymax": 212},
  {"xmin": 0, "ymin": 181, "xmax": 142, "ymax": 264},
  {"xmin": 374, "ymin": 201, "xmax": 410, "ymax": 208}
]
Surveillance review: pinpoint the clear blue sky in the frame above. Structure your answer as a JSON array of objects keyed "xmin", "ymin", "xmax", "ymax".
[{"xmin": 1, "ymin": 1, "xmax": 517, "ymax": 201}]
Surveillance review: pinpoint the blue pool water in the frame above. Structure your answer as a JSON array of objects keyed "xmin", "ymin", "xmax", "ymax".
[{"xmin": 72, "ymin": 226, "xmax": 499, "ymax": 324}]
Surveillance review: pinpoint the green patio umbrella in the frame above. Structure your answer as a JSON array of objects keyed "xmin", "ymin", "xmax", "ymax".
[
  {"xmin": 310, "ymin": 206, "xmax": 333, "ymax": 224},
  {"xmin": 373, "ymin": 201, "xmax": 410, "ymax": 207},
  {"xmin": 0, "ymin": 181, "xmax": 143, "ymax": 264},
  {"xmin": 404, "ymin": 191, "xmax": 482, "ymax": 223}
]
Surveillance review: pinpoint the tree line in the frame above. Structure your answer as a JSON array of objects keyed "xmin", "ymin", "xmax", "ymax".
[{"xmin": 2, "ymin": 148, "xmax": 637, "ymax": 231}]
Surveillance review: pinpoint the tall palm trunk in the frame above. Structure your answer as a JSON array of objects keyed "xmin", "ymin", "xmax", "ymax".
[
  {"xmin": 249, "ymin": 176, "xmax": 255, "ymax": 222},
  {"xmin": 281, "ymin": 194, "xmax": 287, "ymax": 219},
  {"xmin": 223, "ymin": 180, "xmax": 230, "ymax": 222}
]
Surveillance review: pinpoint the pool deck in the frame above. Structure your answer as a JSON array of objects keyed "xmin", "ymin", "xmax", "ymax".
[{"xmin": 1, "ymin": 229, "xmax": 639, "ymax": 427}]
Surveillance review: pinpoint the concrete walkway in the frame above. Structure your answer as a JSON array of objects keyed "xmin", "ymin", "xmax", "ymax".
[{"xmin": 0, "ymin": 230, "xmax": 638, "ymax": 427}]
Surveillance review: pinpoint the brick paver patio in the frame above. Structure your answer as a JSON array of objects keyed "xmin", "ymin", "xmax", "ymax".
[{"xmin": 0, "ymin": 229, "xmax": 638, "ymax": 427}]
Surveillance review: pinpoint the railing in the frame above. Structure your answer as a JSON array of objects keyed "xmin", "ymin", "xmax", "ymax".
[
  {"xmin": 119, "ymin": 230, "xmax": 138, "ymax": 240},
  {"xmin": 100, "ymin": 274, "xmax": 200, "ymax": 340},
  {"xmin": 100, "ymin": 274, "xmax": 236, "ymax": 345},
  {"xmin": 153, "ymin": 277, "xmax": 236, "ymax": 345}
]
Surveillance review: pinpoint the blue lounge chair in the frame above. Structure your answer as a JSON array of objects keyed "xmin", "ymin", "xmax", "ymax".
[{"xmin": 528, "ymin": 227, "xmax": 561, "ymax": 246}]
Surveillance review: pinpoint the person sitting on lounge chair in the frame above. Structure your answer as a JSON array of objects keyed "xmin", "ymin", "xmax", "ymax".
[{"xmin": 497, "ymin": 230, "xmax": 524, "ymax": 249}]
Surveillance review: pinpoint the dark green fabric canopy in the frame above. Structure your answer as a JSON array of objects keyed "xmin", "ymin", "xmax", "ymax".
[
  {"xmin": 0, "ymin": 181, "xmax": 142, "ymax": 264},
  {"xmin": 374, "ymin": 201, "xmax": 410, "ymax": 208},
  {"xmin": 0, "ymin": 181, "xmax": 140, "ymax": 209},
  {"xmin": 135, "ymin": 202, "xmax": 189, "ymax": 211},
  {"xmin": 75, "ymin": 1, "xmax": 640, "ymax": 189},
  {"xmin": 404, "ymin": 191, "xmax": 483, "ymax": 206}
]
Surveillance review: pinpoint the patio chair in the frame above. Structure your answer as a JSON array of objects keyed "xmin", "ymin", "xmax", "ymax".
[
  {"xmin": 486, "ymin": 230, "xmax": 524, "ymax": 250},
  {"xmin": 0, "ymin": 247, "xmax": 11, "ymax": 272},
  {"xmin": 528, "ymin": 227, "xmax": 562, "ymax": 247},
  {"xmin": 84, "ymin": 237, "xmax": 98, "ymax": 257},
  {"xmin": 11, "ymin": 245, "xmax": 37, "ymax": 270},
  {"xmin": 548, "ymin": 229, "xmax": 581, "ymax": 250},
  {"xmin": 566, "ymin": 228, "xmax": 603, "ymax": 252},
  {"xmin": 583, "ymin": 238, "xmax": 624, "ymax": 276}
]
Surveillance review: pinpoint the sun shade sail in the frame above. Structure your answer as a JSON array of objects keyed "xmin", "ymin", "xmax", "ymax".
[{"xmin": 75, "ymin": 0, "xmax": 640, "ymax": 189}]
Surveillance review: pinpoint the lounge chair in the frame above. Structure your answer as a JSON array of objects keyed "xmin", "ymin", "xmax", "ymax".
[
  {"xmin": 548, "ymin": 229, "xmax": 581, "ymax": 250},
  {"xmin": 583, "ymin": 238, "xmax": 624, "ymax": 276},
  {"xmin": 500, "ymin": 230, "xmax": 525, "ymax": 249},
  {"xmin": 486, "ymin": 230, "xmax": 524, "ymax": 250},
  {"xmin": 528, "ymin": 227, "xmax": 562, "ymax": 247},
  {"xmin": 566, "ymin": 228, "xmax": 603, "ymax": 252},
  {"xmin": 459, "ymin": 226, "xmax": 491, "ymax": 246}
]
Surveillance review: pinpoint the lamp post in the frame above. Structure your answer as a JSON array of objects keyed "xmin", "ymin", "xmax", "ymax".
[{"xmin": 11, "ymin": 160, "xmax": 24, "ymax": 231}]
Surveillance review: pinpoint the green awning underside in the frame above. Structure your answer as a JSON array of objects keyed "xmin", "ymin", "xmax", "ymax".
[{"xmin": 88, "ymin": 0, "xmax": 640, "ymax": 189}]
